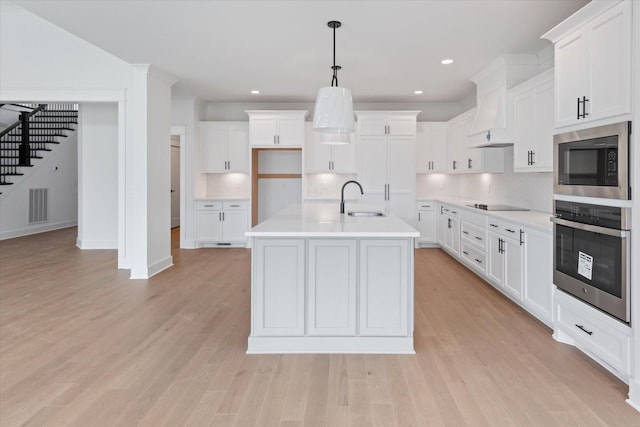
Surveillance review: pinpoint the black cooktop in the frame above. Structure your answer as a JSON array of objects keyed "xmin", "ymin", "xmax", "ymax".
[{"xmin": 466, "ymin": 203, "xmax": 530, "ymax": 211}]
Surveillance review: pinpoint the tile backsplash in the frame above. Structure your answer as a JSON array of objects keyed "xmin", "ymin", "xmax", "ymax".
[
  {"xmin": 417, "ymin": 147, "xmax": 553, "ymax": 213},
  {"xmin": 206, "ymin": 173, "xmax": 250, "ymax": 198}
]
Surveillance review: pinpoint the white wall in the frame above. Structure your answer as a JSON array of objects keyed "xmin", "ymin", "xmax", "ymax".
[
  {"xmin": 0, "ymin": 130, "xmax": 78, "ymax": 239},
  {"xmin": 77, "ymin": 103, "xmax": 118, "ymax": 249}
]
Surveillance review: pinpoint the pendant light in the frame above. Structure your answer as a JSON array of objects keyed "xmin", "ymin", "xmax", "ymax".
[{"xmin": 312, "ymin": 20, "xmax": 355, "ymax": 141}]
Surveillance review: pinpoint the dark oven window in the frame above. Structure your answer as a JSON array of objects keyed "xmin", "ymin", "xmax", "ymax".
[
  {"xmin": 555, "ymin": 224, "xmax": 622, "ymax": 298},
  {"xmin": 557, "ymin": 136, "xmax": 618, "ymax": 187}
]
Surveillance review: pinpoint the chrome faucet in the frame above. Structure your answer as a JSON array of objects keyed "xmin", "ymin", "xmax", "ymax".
[{"xmin": 340, "ymin": 180, "xmax": 364, "ymax": 214}]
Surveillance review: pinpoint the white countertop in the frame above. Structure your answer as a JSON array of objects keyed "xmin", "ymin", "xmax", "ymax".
[
  {"xmin": 246, "ymin": 203, "xmax": 419, "ymax": 238},
  {"xmin": 420, "ymin": 197, "xmax": 553, "ymax": 233}
]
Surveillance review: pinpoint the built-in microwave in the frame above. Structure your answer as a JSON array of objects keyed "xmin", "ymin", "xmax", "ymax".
[{"xmin": 554, "ymin": 121, "xmax": 631, "ymax": 200}]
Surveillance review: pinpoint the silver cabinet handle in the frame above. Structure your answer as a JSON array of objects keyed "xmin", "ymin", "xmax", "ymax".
[
  {"xmin": 551, "ymin": 217, "xmax": 630, "ymax": 238},
  {"xmin": 230, "ymin": 204, "xmax": 240, "ymax": 208},
  {"xmin": 204, "ymin": 204, "xmax": 214, "ymax": 208}
]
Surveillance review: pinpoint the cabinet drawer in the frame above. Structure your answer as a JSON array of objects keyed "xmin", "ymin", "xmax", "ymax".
[
  {"xmin": 416, "ymin": 201, "xmax": 434, "ymax": 211},
  {"xmin": 486, "ymin": 218, "xmax": 521, "ymax": 239},
  {"xmin": 460, "ymin": 243, "xmax": 486, "ymax": 275},
  {"xmin": 440, "ymin": 204, "xmax": 459, "ymax": 217},
  {"xmin": 196, "ymin": 200, "xmax": 222, "ymax": 210},
  {"xmin": 556, "ymin": 292, "xmax": 631, "ymax": 376},
  {"xmin": 223, "ymin": 200, "xmax": 248, "ymax": 210},
  {"xmin": 461, "ymin": 221, "xmax": 487, "ymax": 251}
]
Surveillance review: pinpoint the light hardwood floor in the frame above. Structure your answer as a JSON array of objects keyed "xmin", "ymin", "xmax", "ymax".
[{"xmin": 1, "ymin": 227, "xmax": 638, "ymax": 426}]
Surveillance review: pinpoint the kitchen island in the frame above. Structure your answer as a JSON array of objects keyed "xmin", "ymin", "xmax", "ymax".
[{"xmin": 245, "ymin": 203, "xmax": 419, "ymax": 354}]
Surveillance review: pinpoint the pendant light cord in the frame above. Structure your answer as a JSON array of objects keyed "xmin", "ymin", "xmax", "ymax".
[{"xmin": 331, "ymin": 23, "xmax": 338, "ymax": 87}]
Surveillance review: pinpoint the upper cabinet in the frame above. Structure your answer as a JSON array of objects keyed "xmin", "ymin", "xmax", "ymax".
[
  {"xmin": 304, "ymin": 122, "xmax": 356, "ymax": 173},
  {"xmin": 415, "ymin": 122, "xmax": 448, "ymax": 173},
  {"xmin": 246, "ymin": 110, "xmax": 308, "ymax": 146},
  {"xmin": 356, "ymin": 112, "xmax": 420, "ymax": 136},
  {"xmin": 542, "ymin": 1, "xmax": 632, "ymax": 130},
  {"xmin": 447, "ymin": 109, "xmax": 504, "ymax": 174},
  {"xmin": 201, "ymin": 121, "xmax": 249, "ymax": 173},
  {"xmin": 509, "ymin": 69, "xmax": 554, "ymax": 172}
]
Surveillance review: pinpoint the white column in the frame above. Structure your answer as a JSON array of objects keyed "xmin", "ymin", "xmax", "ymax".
[{"xmin": 129, "ymin": 64, "xmax": 177, "ymax": 279}]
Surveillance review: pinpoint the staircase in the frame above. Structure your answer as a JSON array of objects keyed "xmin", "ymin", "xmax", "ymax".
[{"xmin": 0, "ymin": 103, "xmax": 78, "ymax": 194}]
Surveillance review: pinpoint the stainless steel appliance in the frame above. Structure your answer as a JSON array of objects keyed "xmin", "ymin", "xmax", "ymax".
[
  {"xmin": 551, "ymin": 200, "xmax": 631, "ymax": 323},
  {"xmin": 554, "ymin": 121, "xmax": 631, "ymax": 200}
]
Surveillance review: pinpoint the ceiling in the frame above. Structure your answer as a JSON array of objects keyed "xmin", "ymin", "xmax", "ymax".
[{"xmin": 10, "ymin": 0, "xmax": 589, "ymax": 104}]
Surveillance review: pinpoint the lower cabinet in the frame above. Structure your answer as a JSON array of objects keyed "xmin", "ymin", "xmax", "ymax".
[
  {"xmin": 523, "ymin": 227, "xmax": 553, "ymax": 325},
  {"xmin": 308, "ymin": 240, "xmax": 357, "ymax": 336},
  {"xmin": 438, "ymin": 204, "xmax": 460, "ymax": 256},
  {"xmin": 416, "ymin": 201, "xmax": 436, "ymax": 246},
  {"xmin": 249, "ymin": 237, "xmax": 413, "ymax": 353},
  {"xmin": 487, "ymin": 231, "xmax": 524, "ymax": 300},
  {"xmin": 196, "ymin": 200, "xmax": 248, "ymax": 247}
]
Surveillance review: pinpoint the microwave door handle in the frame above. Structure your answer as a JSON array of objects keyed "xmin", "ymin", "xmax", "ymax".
[{"xmin": 550, "ymin": 217, "xmax": 630, "ymax": 238}]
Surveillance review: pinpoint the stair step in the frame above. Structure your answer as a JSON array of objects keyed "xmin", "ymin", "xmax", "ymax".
[
  {"xmin": 1, "ymin": 172, "xmax": 25, "ymax": 176},
  {"xmin": 29, "ymin": 120, "xmax": 78, "ymax": 124},
  {"xmin": 4, "ymin": 133, "xmax": 68, "ymax": 138},
  {"xmin": 17, "ymin": 126, "xmax": 75, "ymax": 130},
  {"xmin": 1, "ymin": 155, "xmax": 44, "ymax": 159},
  {"xmin": 0, "ymin": 182, "xmax": 14, "ymax": 186}
]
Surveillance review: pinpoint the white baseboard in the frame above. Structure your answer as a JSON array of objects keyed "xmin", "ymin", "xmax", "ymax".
[
  {"xmin": 0, "ymin": 221, "xmax": 77, "ymax": 240},
  {"xmin": 130, "ymin": 255, "xmax": 173, "ymax": 279},
  {"xmin": 627, "ymin": 378, "xmax": 640, "ymax": 413},
  {"xmin": 247, "ymin": 336, "xmax": 415, "ymax": 354},
  {"xmin": 76, "ymin": 238, "xmax": 117, "ymax": 249}
]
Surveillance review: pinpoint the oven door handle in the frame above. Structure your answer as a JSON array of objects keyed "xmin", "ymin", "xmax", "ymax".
[{"xmin": 550, "ymin": 217, "xmax": 630, "ymax": 238}]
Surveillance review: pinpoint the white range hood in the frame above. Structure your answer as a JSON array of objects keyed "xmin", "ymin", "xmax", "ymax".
[{"xmin": 467, "ymin": 55, "xmax": 541, "ymax": 148}]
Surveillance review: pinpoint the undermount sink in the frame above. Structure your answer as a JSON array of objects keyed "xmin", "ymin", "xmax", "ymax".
[{"xmin": 347, "ymin": 211, "xmax": 385, "ymax": 217}]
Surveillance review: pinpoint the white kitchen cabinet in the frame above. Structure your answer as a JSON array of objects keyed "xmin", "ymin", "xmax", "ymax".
[
  {"xmin": 523, "ymin": 227, "xmax": 553, "ymax": 326},
  {"xmin": 509, "ymin": 69, "xmax": 554, "ymax": 172},
  {"xmin": 201, "ymin": 121, "xmax": 249, "ymax": 173},
  {"xmin": 543, "ymin": 1, "xmax": 632, "ymax": 129},
  {"xmin": 246, "ymin": 110, "xmax": 307, "ymax": 146},
  {"xmin": 253, "ymin": 239, "xmax": 305, "ymax": 336},
  {"xmin": 447, "ymin": 109, "xmax": 504, "ymax": 174},
  {"xmin": 487, "ymin": 218, "xmax": 524, "ymax": 300},
  {"xmin": 304, "ymin": 123, "xmax": 356, "ymax": 173},
  {"xmin": 554, "ymin": 290, "xmax": 632, "ymax": 381},
  {"xmin": 357, "ymin": 112, "xmax": 419, "ymax": 136},
  {"xmin": 359, "ymin": 239, "xmax": 410, "ymax": 336},
  {"xmin": 415, "ymin": 201, "xmax": 435, "ymax": 246},
  {"xmin": 438, "ymin": 204, "xmax": 460, "ymax": 257},
  {"xmin": 415, "ymin": 122, "xmax": 448, "ymax": 173},
  {"xmin": 196, "ymin": 200, "xmax": 249, "ymax": 247},
  {"xmin": 357, "ymin": 112, "xmax": 418, "ymax": 226},
  {"xmin": 308, "ymin": 240, "xmax": 357, "ymax": 336}
]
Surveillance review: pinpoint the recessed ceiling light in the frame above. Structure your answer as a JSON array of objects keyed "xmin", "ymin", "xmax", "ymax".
[
  {"xmin": 441, "ymin": 58, "xmax": 454, "ymax": 65},
  {"xmin": 250, "ymin": 90, "xmax": 260, "ymax": 94},
  {"xmin": 414, "ymin": 90, "xmax": 423, "ymax": 95}
]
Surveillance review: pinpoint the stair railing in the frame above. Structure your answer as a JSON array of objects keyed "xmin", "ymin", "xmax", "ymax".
[{"xmin": 0, "ymin": 104, "xmax": 47, "ymax": 166}]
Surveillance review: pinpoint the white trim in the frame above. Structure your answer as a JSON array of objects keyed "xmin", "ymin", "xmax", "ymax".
[
  {"xmin": 76, "ymin": 238, "xmax": 117, "ymax": 250},
  {"xmin": 0, "ymin": 221, "xmax": 77, "ymax": 241},
  {"xmin": 170, "ymin": 125, "xmax": 188, "ymax": 249},
  {"xmin": 0, "ymin": 88, "xmax": 126, "ymax": 102},
  {"xmin": 247, "ymin": 336, "xmax": 415, "ymax": 354},
  {"xmin": 130, "ymin": 255, "xmax": 174, "ymax": 279},
  {"xmin": 541, "ymin": 0, "xmax": 623, "ymax": 42}
]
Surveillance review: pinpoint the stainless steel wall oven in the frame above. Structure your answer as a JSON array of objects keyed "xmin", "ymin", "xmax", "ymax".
[
  {"xmin": 554, "ymin": 121, "xmax": 631, "ymax": 200},
  {"xmin": 552, "ymin": 200, "xmax": 631, "ymax": 323}
]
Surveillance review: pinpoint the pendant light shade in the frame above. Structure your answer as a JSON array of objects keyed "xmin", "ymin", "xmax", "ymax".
[
  {"xmin": 312, "ymin": 20, "xmax": 355, "ymax": 140},
  {"xmin": 313, "ymin": 86, "xmax": 355, "ymax": 134},
  {"xmin": 319, "ymin": 129, "xmax": 352, "ymax": 145}
]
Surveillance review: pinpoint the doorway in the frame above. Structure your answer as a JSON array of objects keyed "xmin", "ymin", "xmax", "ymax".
[{"xmin": 170, "ymin": 135, "xmax": 180, "ymax": 229}]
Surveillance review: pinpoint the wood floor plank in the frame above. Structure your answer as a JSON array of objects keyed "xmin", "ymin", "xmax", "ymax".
[{"xmin": 1, "ymin": 230, "xmax": 638, "ymax": 426}]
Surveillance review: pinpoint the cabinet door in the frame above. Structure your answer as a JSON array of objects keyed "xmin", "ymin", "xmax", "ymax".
[
  {"xmin": 201, "ymin": 122, "xmax": 227, "ymax": 172},
  {"xmin": 512, "ymin": 91, "xmax": 535, "ymax": 170},
  {"xmin": 488, "ymin": 233, "xmax": 504, "ymax": 286},
  {"xmin": 415, "ymin": 123, "xmax": 430, "ymax": 173},
  {"xmin": 304, "ymin": 124, "xmax": 332, "ymax": 172},
  {"xmin": 197, "ymin": 210, "xmax": 223, "ymax": 242},
  {"xmin": 429, "ymin": 123, "xmax": 448, "ymax": 172},
  {"xmin": 226, "ymin": 123, "xmax": 249, "ymax": 172},
  {"xmin": 523, "ymin": 228, "xmax": 553, "ymax": 325},
  {"xmin": 357, "ymin": 116, "xmax": 387, "ymax": 136},
  {"xmin": 417, "ymin": 210, "xmax": 435, "ymax": 243},
  {"xmin": 531, "ymin": 81, "xmax": 554, "ymax": 171},
  {"xmin": 436, "ymin": 208, "xmax": 446, "ymax": 245},
  {"xmin": 359, "ymin": 239, "xmax": 409, "ymax": 336},
  {"xmin": 386, "ymin": 136, "xmax": 415, "ymax": 193},
  {"xmin": 277, "ymin": 116, "xmax": 304, "ymax": 146},
  {"xmin": 587, "ymin": 1, "xmax": 631, "ymax": 122},
  {"xmin": 250, "ymin": 115, "xmax": 278, "ymax": 145},
  {"xmin": 503, "ymin": 237, "xmax": 524, "ymax": 300},
  {"xmin": 330, "ymin": 141, "xmax": 356, "ymax": 173},
  {"xmin": 450, "ymin": 217, "xmax": 460, "ymax": 256},
  {"xmin": 388, "ymin": 192, "xmax": 416, "ymax": 228},
  {"xmin": 221, "ymin": 209, "xmax": 248, "ymax": 243},
  {"xmin": 555, "ymin": 28, "xmax": 588, "ymax": 128},
  {"xmin": 359, "ymin": 135, "xmax": 387, "ymax": 193},
  {"xmin": 253, "ymin": 239, "xmax": 305, "ymax": 336},
  {"xmin": 308, "ymin": 240, "xmax": 357, "ymax": 336},
  {"xmin": 387, "ymin": 118, "xmax": 416, "ymax": 136},
  {"xmin": 447, "ymin": 114, "xmax": 469, "ymax": 172}
]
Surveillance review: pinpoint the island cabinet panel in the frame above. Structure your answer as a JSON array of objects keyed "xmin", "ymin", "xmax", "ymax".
[
  {"xmin": 253, "ymin": 239, "xmax": 305, "ymax": 336},
  {"xmin": 308, "ymin": 240, "xmax": 357, "ymax": 336},
  {"xmin": 359, "ymin": 240, "xmax": 409, "ymax": 336}
]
